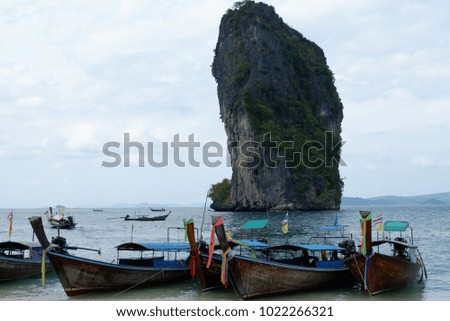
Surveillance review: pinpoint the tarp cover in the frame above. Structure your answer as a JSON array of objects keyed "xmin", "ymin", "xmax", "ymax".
[
  {"xmin": 383, "ymin": 221, "xmax": 409, "ymax": 232},
  {"xmin": 267, "ymin": 244, "xmax": 346, "ymax": 252},
  {"xmin": 238, "ymin": 239, "xmax": 270, "ymax": 248},
  {"xmin": 242, "ymin": 219, "xmax": 269, "ymax": 229}
]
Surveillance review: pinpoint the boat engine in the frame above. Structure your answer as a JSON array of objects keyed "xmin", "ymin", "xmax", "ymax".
[
  {"xmin": 393, "ymin": 237, "xmax": 408, "ymax": 257},
  {"xmin": 51, "ymin": 236, "xmax": 69, "ymax": 254},
  {"xmin": 338, "ymin": 239, "xmax": 356, "ymax": 256}
]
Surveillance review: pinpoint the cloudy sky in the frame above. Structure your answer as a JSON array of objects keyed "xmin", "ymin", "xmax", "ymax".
[{"xmin": 1, "ymin": 0, "xmax": 449, "ymax": 208}]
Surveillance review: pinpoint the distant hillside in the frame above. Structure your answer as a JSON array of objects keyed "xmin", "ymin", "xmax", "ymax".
[
  {"xmin": 342, "ymin": 192, "xmax": 450, "ymax": 206},
  {"xmin": 109, "ymin": 202, "xmax": 203, "ymax": 208}
]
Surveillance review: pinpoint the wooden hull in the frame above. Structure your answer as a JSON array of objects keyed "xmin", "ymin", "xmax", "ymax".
[
  {"xmin": 345, "ymin": 253, "xmax": 422, "ymax": 295},
  {"xmin": 125, "ymin": 212, "xmax": 170, "ymax": 221},
  {"xmin": 227, "ymin": 255, "xmax": 353, "ymax": 299},
  {"xmin": 46, "ymin": 251, "xmax": 190, "ymax": 296},
  {"xmin": 0, "ymin": 257, "xmax": 52, "ymax": 282},
  {"xmin": 197, "ymin": 252, "xmax": 225, "ymax": 291},
  {"xmin": 210, "ymin": 216, "xmax": 353, "ymax": 300}
]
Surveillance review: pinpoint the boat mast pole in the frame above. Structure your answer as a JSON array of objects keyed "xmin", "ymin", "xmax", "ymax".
[{"xmin": 200, "ymin": 191, "xmax": 208, "ymax": 242}]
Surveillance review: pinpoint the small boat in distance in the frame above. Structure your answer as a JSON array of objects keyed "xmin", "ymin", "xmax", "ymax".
[
  {"xmin": 46, "ymin": 206, "xmax": 76, "ymax": 230},
  {"xmin": 150, "ymin": 207, "xmax": 166, "ymax": 212},
  {"xmin": 124, "ymin": 211, "xmax": 171, "ymax": 221},
  {"xmin": 0, "ymin": 241, "xmax": 53, "ymax": 282},
  {"xmin": 344, "ymin": 211, "xmax": 427, "ymax": 295},
  {"xmin": 92, "ymin": 209, "xmax": 103, "ymax": 212},
  {"xmin": 28, "ymin": 216, "xmax": 191, "ymax": 296}
]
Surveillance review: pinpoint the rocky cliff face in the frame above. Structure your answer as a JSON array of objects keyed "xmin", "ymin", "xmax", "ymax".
[{"xmin": 210, "ymin": 1, "xmax": 344, "ymax": 211}]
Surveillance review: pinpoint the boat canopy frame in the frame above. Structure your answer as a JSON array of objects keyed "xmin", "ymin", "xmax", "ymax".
[
  {"xmin": 116, "ymin": 242, "xmax": 190, "ymax": 263},
  {"xmin": 308, "ymin": 224, "xmax": 351, "ymax": 245}
]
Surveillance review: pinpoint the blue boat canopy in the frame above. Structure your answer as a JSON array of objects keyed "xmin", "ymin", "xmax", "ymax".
[
  {"xmin": 317, "ymin": 225, "xmax": 346, "ymax": 231},
  {"xmin": 116, "ymin": 242, "xmax": 190, "ymax": 251},
  {"xmin": 242, "ymin": 219, "xmax": 268, "ymax": 229},
  {"xmin": 383, "ymin": 221, "xmax": 410, "ymax": 232},
  {"xmin": 239, "ymin": 239, "xmax": 270, "ymax": 248}
]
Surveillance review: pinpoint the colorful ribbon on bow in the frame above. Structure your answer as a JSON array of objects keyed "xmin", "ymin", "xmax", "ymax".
[{"xmin": 206, "ymin": 217, "xmax": 224, "ymax": 268}]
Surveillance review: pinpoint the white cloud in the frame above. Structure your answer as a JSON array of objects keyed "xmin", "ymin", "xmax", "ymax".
[
  {"xmin": 16, "ymin": 95, "xmax": 45, "ymax": 107},
  {"xmin": 1, "ymin": 0, "xmax": 450, "ymax": 206}
]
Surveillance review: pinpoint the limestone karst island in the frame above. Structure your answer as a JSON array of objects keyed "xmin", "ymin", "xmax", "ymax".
[{"xmin": 209, "ymin": 1, "xmax": 344, "ymax": 212}]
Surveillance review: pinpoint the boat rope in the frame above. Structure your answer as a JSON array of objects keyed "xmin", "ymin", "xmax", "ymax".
[
  {"xmin": 111, "ymin": 260, "xmax": 187, "ymax": 297},
  {"xmin": 200, "ymin": 191, "xmax": 208, "ymax": 242},
  {"xmin": 229, "ymin": 276, "xmax": 241, "ymax": 299},
  {"xmin": 352, "ymin": 255, "xmax": 374, "ymax": 299},
  {"xmin": 416, "ymin": 248, "xmax": 428, "ymax": 281}
]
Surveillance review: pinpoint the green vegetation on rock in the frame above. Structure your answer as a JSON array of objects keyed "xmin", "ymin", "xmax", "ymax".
[{"xmin": 210, "ymin": 1, "xmax": 344, "ymax": 211}]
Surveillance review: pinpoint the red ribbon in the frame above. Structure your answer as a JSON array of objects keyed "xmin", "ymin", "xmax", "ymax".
[{"xmin": 189, "ymin": 250, "xmax": 200, "ymax": 279}]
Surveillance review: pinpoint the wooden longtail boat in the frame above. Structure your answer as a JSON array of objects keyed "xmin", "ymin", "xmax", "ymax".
[
  {"xmin": 48, "ymin": 216, "xmax": 77, "ymax": 229},
  {"xmin": 185, "ymin": 219, "xmax": 271, "ymax": 292},
  {"xmin": 0, "ymin": 241, "xmax": 53, "ymax": 282},
  {"xmin": 211, "ymin": 216, "xmax": 354, "ymax": 300},
  {"xmin": 29, "ymin": 216, "xmax": 191, "ymax": 296},
  {"xmin": 46, "ymin": 206, "xmax": 76, "ymax": 229},
  {"xmin": 344, "ymin": 211, "xmax": 427, "ymax": 295},
  {"xmin": 124, "ymin": 211, "xmax": 171, "ymax": 221},
  {"xmin": 185, "ymin": 219, "xmax": 223, "ymax": 291}
]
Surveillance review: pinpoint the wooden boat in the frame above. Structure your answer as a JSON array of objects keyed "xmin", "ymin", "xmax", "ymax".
[
  {"xmin": 49, "ymin": 216, "xmax": 77, "ymax": 229},
  {"xmin": 185, "ymin": 219, "xmax": 222, "ymax": 291},
  {"xmin": 124, "ymin": 211, "xmax": 171, "ymax": 221},
  {"xmin": 0, "ymin": 241, "xmax": 53, "ymax": 282},
  {"xmin": 344, "ymin": 211, "xmax": 427, "ymax": 295},
  {"xmin": 211, "ymin": 216, "xmax": 354, "ymax": 300},
  {"xmin": 28, "ymin": 216, "xmax": 191, "ymax": 296},
  {"xmin": 150, "ymin": 207, "xmax": 165, "ymax": 212},
  {"xmin": 46, "ymin": 206, "xmax": 76, "ymax": 229},
  {"xmin": 185, "ymin": 219, "xmax": 269, "ymax": 292}
]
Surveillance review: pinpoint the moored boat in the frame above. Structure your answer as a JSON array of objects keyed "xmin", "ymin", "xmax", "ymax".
[
  {"xmin": 48, "ymin": 216, "xmax": 77, "ymax": 229},
  {"xmin": 185, "ymin": 219, "xmax": 223, "ymax": 291},
  {"xmin": 344, "ymin": 211, "xmax": 427, "ymax": 295},
  {"xmin": 185, "ymin": 219, "xmax": 269, "ymax": 292},
  {"xmin": 46, "ymin": 206, "xmax": 76, "ymax": 229},
  {"xmin": 0, "ymin": 241, "xmax": 53, "ymax": 282},
  {"xmin": 29, "ymin": 216, "xmax": 191, "ymax": 296},
  {"xmin": 211, "ymin": 216, "xmax": 354, "ymax": 300},
  {"xmin": 150, "ymin": 207, "xmax": 165, "ymax": 212},
  {"xmin": 124, "ymin": 211, "xmax": 171, "ymax": 222}
]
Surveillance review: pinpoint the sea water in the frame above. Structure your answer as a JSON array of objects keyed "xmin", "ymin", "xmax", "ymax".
[{"xmin": 0, "ymin": 205, "xmax": 448, "ymax": 301}]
